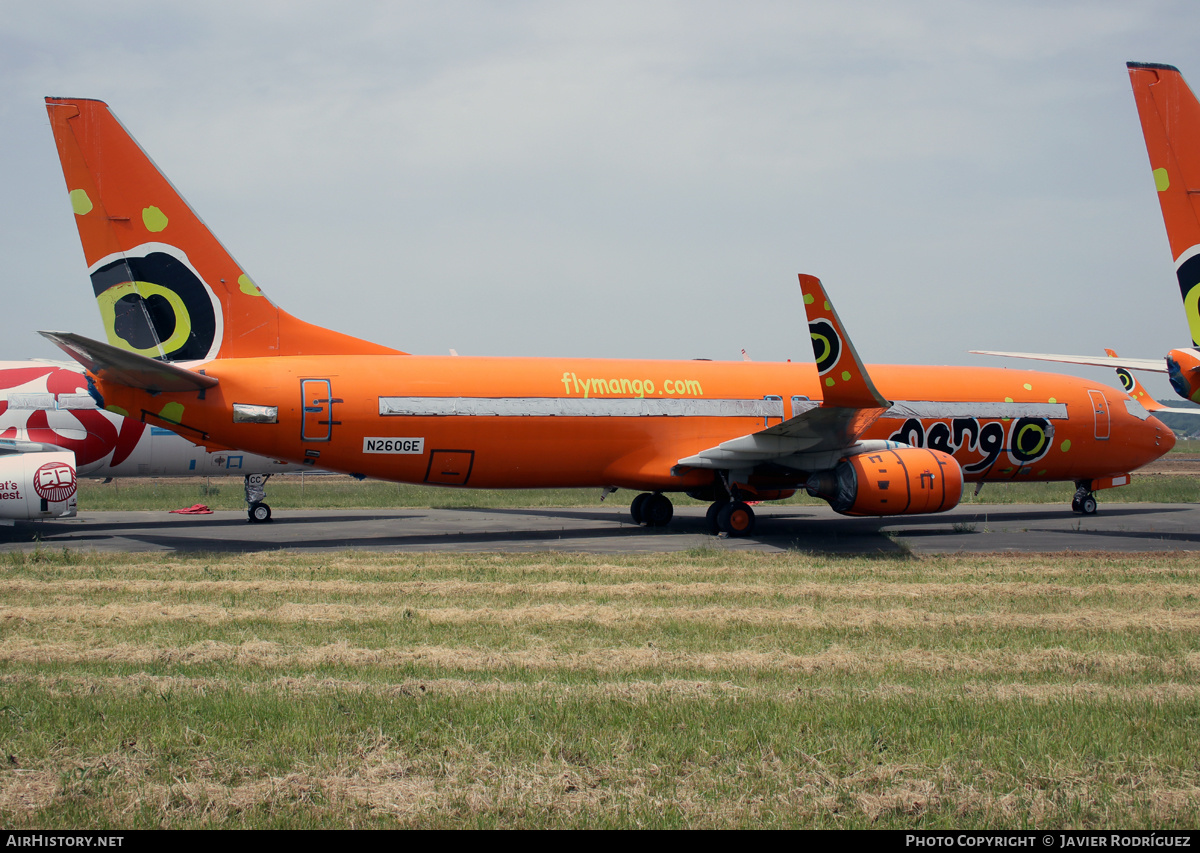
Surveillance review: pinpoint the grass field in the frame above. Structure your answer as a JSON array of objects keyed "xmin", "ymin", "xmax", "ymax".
[{"xmin": 1, "ymin": 549, "xmax": 1199, "ymax": 828}]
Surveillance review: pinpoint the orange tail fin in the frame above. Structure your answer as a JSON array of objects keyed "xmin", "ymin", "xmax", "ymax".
[
  {"xmin": 45, "ymin": 98, "xmax": 404, "ymax": 362},
  {"xmin": 1127, "ymin": 63, "xmax": 1200, "ymax": 347}
]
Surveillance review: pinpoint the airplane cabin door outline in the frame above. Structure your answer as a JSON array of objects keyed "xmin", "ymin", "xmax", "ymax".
[
  {"xmin": 1087, "ymin": 390, "xmax": 1110, "ymax": 440},
  {"xmin": 764, "ymin": 395, "xmax": 783, "ymax": 428},
  {"xmin": 301, "ymin": 379, "xmax": 342, "ymax": 441}
]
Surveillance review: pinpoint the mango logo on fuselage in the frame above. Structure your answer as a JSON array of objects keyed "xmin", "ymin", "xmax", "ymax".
[
  {"xmin": 889, "ymin": 416, "xmax": 1053, "ymax": 474},
  {"xmin": 88, "ymin": 245, "xmax": 220, "ymax": 362}
]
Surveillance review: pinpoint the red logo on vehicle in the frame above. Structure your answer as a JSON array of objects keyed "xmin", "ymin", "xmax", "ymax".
[{"xmin": 33, "ymin": 462, "xmax": 76, "ymax": 503}]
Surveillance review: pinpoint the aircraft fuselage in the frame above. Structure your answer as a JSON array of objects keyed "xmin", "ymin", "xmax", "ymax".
[{"xmin": 93, "ymin": 355, "xmax": 1172, "ymax": 492}]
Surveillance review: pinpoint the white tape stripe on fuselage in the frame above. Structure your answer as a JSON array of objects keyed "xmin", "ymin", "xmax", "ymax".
[
  {"xmin": 378, "ymin": 397, "xmax": 1069, "ymax": 420},
  {"xmin": 380, "ymin": 397, "xmax": 785, "ymax": 418}
]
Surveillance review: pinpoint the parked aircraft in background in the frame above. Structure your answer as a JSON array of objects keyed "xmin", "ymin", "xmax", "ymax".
[
  {"xmin": 0, "ymin": 359, "xmax": 302, "ymax": 524},
  {"xmin": 1104, "ymin": 349, "xmax": 1200, "ymax": 416},
  {"xmin": 38, "ymin": 97, "xmax": 1175, "ymax": 535},
  {"xmin": 974, "ymin": 62, "xmax": 1200, "ymax": 408}
]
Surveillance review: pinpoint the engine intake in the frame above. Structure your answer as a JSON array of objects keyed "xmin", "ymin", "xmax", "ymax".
[{"xmin": 805, "ymin": 447, "xmax": 963, "ymax": 516}]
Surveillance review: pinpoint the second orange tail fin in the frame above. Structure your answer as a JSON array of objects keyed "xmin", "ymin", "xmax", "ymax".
[
  {"xmin": 1105, "ymin": 347, "xmax": 1164, "ymax": 410},
  {"xmin": 45, "ymin": 98, "xmax": 404, "ymax": 362},
  {"xmin": 1128, "ymin": 63, "xmax": 1200, "ymax": 347}
]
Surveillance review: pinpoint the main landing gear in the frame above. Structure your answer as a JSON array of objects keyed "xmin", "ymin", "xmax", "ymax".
[
  {"xmin": 705, "ymin": 499, "xmax": 756, "ymax": 537},
  {"xmin": 630, "ymin": 492, "xmax": 674, "ymax": 527},
  {"xmin": 245, "ymin": 473, "xmax": 273, "ymax": 523},
  {"xmin": 625, "ymin": 487, "xmax": 757, "ymax": 537},
  {"xmin": 1071, "ymin": 480, "xmax": 1098, "ymax": 515}
]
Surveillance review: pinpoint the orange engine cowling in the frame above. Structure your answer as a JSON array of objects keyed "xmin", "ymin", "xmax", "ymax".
[{"xmin": 805, "ymin": 447, "xmax": 963, "ymax": 517}]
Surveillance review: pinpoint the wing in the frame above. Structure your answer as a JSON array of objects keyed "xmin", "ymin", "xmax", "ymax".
[
  {"xmin": 39, "ymin": 331, "xmax": 219, "ymax": 395},
  {"xmin": 675, "ymin": 276, "xmax": 1067, "ymax": 475},
  {"xmin": 970, "ymin": 350, "xmax": 1168, "ymax": 373},
  {"xmin": 676, "ymin": 274, "xmax": 887, "ymax": 474}
]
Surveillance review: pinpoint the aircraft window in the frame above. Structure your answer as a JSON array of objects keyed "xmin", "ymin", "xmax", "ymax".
[{"xmin": 233, "ymin": 403, "xmax": 278, "ymax": 424}]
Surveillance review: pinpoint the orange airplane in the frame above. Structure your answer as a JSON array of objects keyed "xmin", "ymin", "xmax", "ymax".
[
  {"xmin": 1105, "ymin": 349, "xmax": 1198, "ymax": 417},
  {"xmin": 975, "ymin": 62, "xmax": 1200, "ymax": 408},
  {"xmin": 38, "ymin": 97, "xmax": 1174, "ymax": 534}
]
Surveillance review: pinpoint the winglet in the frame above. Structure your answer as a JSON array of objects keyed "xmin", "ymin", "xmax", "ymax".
[
  {"xmin": 1127, "ymin": 63, "xmax": 1200, "ymax": 346},
  {"xmin": 799, "ymin": 275, "xmax": 889, "ymax": 409},
  {"xmin": 38, "ymin": 331, "xmax": 218, "ymax": 394}
]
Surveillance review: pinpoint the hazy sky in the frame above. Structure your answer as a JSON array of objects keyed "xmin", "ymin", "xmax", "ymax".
[{"xmin": 3, "ymin": 1, "xmax": 1197, "ymax": 398}]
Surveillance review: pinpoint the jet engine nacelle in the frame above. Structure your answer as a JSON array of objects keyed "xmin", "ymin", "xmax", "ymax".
[
  {"xmin": 0, "ymin": 452, "xmax": 78, "ymax": 521},
  {"xmin": 805, "ymin": 447, "xmax": 963, "ymax": 517}
]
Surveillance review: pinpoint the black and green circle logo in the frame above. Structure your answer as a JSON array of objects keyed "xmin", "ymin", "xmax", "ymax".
[
  {"xmin": 808, "ymin": 319, "xmax": 840, "ymax": 374},
  {"xmin": 1010, "ymin": 417, "xmax": 1052, "ymax": 464},
  {"xmin": 89, "ymin": 246, "xmax": 219, "ymax": 362}
]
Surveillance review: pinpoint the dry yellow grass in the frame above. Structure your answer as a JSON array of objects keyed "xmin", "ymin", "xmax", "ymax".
[{"xmin": 1, "ymin": 549, "xmax": 1198, "ymax": 828}]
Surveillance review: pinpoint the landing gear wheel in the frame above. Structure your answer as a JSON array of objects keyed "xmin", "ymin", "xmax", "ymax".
[
  {"xmin": 717, "ymin": 501, "xmax": 755, "ymax": 537},
  {"xmin": 642, "ymin": 493, "xmax": 674, "ymax": 527},
  {"xmin": 248, "ymin": 502, "xmax": 272, "ymax": 523},
  {"xmin": 706, "ymin": 500, "xmax": 728, "ymax": 535},
  {"xmin": 630, "ymin": 493, "xmax": 650, "ymax": 525},
  {"xmin": 1071, "ymin": 485, "xmax": 1096, "ymax": 515}
]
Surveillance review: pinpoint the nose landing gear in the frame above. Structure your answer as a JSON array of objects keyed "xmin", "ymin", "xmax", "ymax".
[{"xmin": 1071, "ymin": 481, "xmax": 1098, "ymax": 515}]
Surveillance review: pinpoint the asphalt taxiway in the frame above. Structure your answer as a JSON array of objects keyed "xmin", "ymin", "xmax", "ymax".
[{"xmin": 2, "ymin": 502, "xmax": 1199, "ymax": 554}]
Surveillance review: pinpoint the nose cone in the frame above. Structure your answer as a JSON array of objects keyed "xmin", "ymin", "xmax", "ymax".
[
  {"xmin": 1101, "ymin": 400, "xmax": 1176, "ymax": 474},
  {"xmin": 1136, "ymin": 413, "xmax": 1176, "ymax": 467},
  {"xmin": 1155, "ymin": 415, "xmax": 1177, "ymax": 455}
]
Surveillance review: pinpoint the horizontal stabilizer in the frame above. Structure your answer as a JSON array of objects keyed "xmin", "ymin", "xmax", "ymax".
[
  {"xmin": 38, "ymin": 331, "xmax": 219, "ymax": 394},
  {"xmin": 970, "ymin": 350, "xmax": 1168, "ymax": 373}
]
